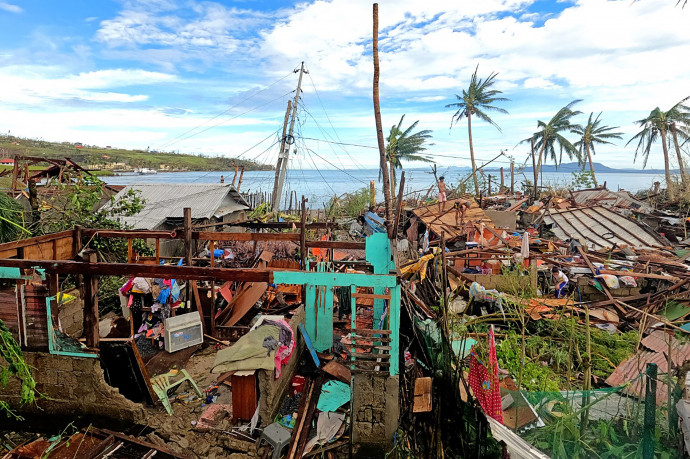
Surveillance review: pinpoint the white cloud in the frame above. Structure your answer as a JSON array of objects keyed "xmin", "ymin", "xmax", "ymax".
[
  {"xmin": 0, "ymin": 2, "xmax": 22, "ymax": 13},
  {"xmin": 0, "ymin": 67, "xmax": 177, "ymax": 105}
]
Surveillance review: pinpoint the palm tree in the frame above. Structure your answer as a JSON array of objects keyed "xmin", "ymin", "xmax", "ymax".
[
  {"xmin": 385, "ymin": 115, "xmax": 433, "ymax": 198},
  {"xmin": 523, "ymin": 100, "xmax": 582, "ymax": 197},
  {"xmin": 627, "ymin": 97, "xmax": 690, "ymax": 200},
  {"xmin": 447, "ymin": 65, "xmax": 509, "ymax": 196},
  {"xmin": 572, "ymin": 112, "xmax": 623, "ymax": 187}
]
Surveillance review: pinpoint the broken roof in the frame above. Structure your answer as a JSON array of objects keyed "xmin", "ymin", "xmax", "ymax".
[
  {"xmin": 413, "ymin": 198, "xmax": 494, "ymax": 240},
  {"xmin": 570, "ymin": 189, "xmax": 652, "ymax": 213},
  {"xmin": 542, "ymin": 206, "xmax": 668, "ymax": 250},
  {"xmin": 108, "ymin": 183, "xmax": 250, "ymax": 229}
]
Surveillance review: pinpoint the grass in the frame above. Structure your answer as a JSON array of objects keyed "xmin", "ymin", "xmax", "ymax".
[{"xmin": 0, "ymin": 134, "xmax": 272, "ymax": 172}]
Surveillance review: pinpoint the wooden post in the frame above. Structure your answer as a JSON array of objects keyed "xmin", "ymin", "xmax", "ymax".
[
  {"xmin": 393, "ymin": 171, "xmax": 406, "ymax": 238},
  {"xmin": 642, "ymin": 363, "xmax": 657, "ymax": 459},
  {"xmin": 488, "ymin": 174, "xmax": 492, "ymax": 196},
  {"xmin": 510, "ymin": 158, "xmax": 515, "ymax": 194},
  {"xmin": 11, "ymin": 155, "xmax": 19, "ymax": 191},
  {"xmin": 372, "ymin": 3, "xmax": 393, "ymax": 238},
  {"xmin": 184, "ymin": 207, "xmax": 193, "ymax": 309},
  {"xmin": 500, "ymin": 167, "xmax": 504, "ymax": 191},
  {"xmin": 83, "ymin": 251, "xmax": 99, "ymax": 349},
  {"xmin": 28, "ymin": 179, "xmax": 40, "ymax": 228},
  {"xmin": 127, "ymin": 238, "xmax": 133, "ymax": 263},
  {"xmin": 155, "ymin": 238, "xmax": 160, "ymax": 264},
  {"xmin": 209, "ymin": 240, "xmax": 215, "ymax": 268},
  {"xmin": 441, "ymin": 232, "xmax": 449, "ymax": 336},
  {"xmin": 232, "ymin": 165, "xmax": 238, "ymax": 186},
  {"xmin": 300, "ymin": 196, "xmax": 307, "ymax": 269},
  {"xmin": 370, "ymin": 180, "xmax": 376, "ymax": 209},
  {"xmin": 237, "ymin": 167, "xmax": 245, "ymax": 192}
]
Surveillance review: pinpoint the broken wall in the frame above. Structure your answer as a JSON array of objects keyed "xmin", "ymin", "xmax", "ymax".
[
  {"xmin": 351, "ymin": 374, "xmax": 399, "ymax": 457},
  {"xmin": 257, "ymin": 305, "xmax": 305, "ymax": 425},
  {"xmin": 0, "ymin": 352, "xmax": 145, "ymax": 428}
]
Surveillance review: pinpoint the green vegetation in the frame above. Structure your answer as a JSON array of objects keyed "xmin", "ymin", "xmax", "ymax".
[
  {"xmin": 0, "ymin": 192, "xmax": 29, "ymax": 242},
  {"xmin": 627, "ymin": 96, "xmax": 690, "ymax": 200},
  {"xmin": 572, "ymin": 112, "xmax": 623, "ymax": 187},
  {"xmin": 385, "ymin": 115, "xmax": 433, "ymax": 198},
  {"xmin": 447, "ymin": 65, "xmax": 510, "ymax": 196},
  {"xmin": 0, "ymin": 319, "xmax": 36, "ymax": 418},
  {"xmin": 325, "ymin": 186, "xmax": 373, "ymax": 218},
  {"xmin": 0, "ymin": 134, "xmax": 272, "ymax": 172}
]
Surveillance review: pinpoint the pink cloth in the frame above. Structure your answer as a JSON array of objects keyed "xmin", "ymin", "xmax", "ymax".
[
  {"xmin": 438, "ymin": 191, "xmax": 447, "ymax": 202},
  {"xmin": 272, "ymin": 319, "xmax": 295, "ymax": 379}
]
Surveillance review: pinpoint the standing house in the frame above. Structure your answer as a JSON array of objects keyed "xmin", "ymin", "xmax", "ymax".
[{"xmin": 108, "ymin": 184, "xmax": 250, "ymax": 256}]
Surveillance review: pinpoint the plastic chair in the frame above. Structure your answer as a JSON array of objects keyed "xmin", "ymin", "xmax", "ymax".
[
  {"xmin": 260, "ymin": 422, "xmax": 292, "ymax": 459},
  {"xmin": 151, "ymin": 369, "xmax": 202, "ymax": 415}
]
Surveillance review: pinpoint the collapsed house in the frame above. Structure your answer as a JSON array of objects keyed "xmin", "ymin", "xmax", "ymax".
[{"xmin": 0, "ymin": 217, "xmax": 405, "ymax": 457}]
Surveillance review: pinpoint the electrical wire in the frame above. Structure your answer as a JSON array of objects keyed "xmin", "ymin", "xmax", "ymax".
[{"xmin": 155, "ymin": 72, "xmax": 294, "ymax": 151}]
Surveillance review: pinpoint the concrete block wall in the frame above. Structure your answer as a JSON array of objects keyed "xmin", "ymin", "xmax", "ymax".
[
  {"xmin": 57, "ymin": 288, "xmax": 84, "ymax": 338},
  {"xmin": 257, "ymin": 305, "xmax": 305, "ymax": 425},
  {"xmin": 351, "ymin": 374, "xmax": 399, "ymax": 457},
  {"xmin": 0, "ymin": 352, "xmax": 145, "ymax": 427}
]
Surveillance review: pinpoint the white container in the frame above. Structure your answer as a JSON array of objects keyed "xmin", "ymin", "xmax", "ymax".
[{"xmin": 164, "ymin": 311, "xmax": 203, "ymax": 353}]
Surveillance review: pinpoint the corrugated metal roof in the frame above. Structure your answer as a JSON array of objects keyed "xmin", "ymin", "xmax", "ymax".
[
  {"xmin": 640, "ymin": 330, "xmax": 690, "ymax": 365},
  {"xmin": 108, "ymin": 184, "xmax": 249, "ymax": 229},
  {"xmin": 571, "ymin": 189, "xmax": 652, "ymax": 213},
  {"xmin": 542, "ymin": 206, "xmax": 667, "ymax": 250},
  {"xmin": 413, "ymin": 198, "xmax": 494, "ymax": 240}
]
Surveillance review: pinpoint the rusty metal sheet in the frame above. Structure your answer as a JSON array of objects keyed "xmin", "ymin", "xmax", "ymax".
[
  {"xmin": 571, "ymin": 189, "xmax": 651, "ymax": 212},
  {"xmin": 640, "ymin": 330, "xmax": 690, "ymax": 366},
  {"xmin": 413, "ymin": 198, "xmax": 493, "ymax": 240}
]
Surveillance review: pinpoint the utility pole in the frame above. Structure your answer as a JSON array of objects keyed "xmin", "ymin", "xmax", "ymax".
[{"xmin": 271, "ymin": 62, "xmax": 307, "ymax": 212}]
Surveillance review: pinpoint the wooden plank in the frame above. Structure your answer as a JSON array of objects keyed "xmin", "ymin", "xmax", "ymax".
[
  {"xmin": 353, "ymin": 353, "xmax": 391, "ymax": 360},
  {"xmin": 0, "ymin": 258, "xmax": 273, "ymax": 283},
  {"xmin": 306, "ymin": 240, "xmax": 366, "ymax": 250},
  {"xmin": 598, "ymin": 269, "xmax": 679, "ymax": 281},
  {"xmin": 81, "ymin": 229, "xmax": 180, "ymax": 239},
  {"xmin": 322, "ymin": 360, "xmax": 351, "ymax": 383},
  {"xmin": 352, "ymin": 293, "xmax": 391, "ymax": 300},
  {"xmin": 413, "ymin": 377, "xmax": 432, "ymax": 413},
  {"xmin": 0, "ymin": 230, "xmax": 74, "ymax": 252},
  {"xmin": 90, "ymin": 428, "xmax": 186, "ymax": 458},
  {"xmin": 351, "ymin": 328, "xmax": 392, "ymax": 335},
  {"xmin": 196, "ymin": 231, "xmax": 299, "ymax": 242},
  {"xmin": 83, "ymin": 273, "xmax": 99, "ymax": 349}
]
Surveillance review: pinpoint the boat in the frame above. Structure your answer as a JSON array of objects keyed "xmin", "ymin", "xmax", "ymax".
[{"xmin": 136, "ymin": 168, "xmax": 158, "ymax": 175}]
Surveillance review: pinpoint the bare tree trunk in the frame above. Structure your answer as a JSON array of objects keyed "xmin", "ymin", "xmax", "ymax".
[
  {"xmin": 373, "ymin": 3, "xmax": 393, "ymax": 237},
  {"xmin": 671, "ymin": 123, "xmax": 687, "ymax": 187},
  {"xmin": 467, "ymin": 112, "xmax": 480, "ymax": 197},
  {"xmin": 531, "ymin": 138, "xmax": 537, "ymax": 198},
  {"xmin": 533, "ymin": 139, "xmax": 546, "ymax": 198},
  {"xmin": 586, "ymin": 143, "xmax": 598, "ymax": 187},
  {"xmin": 661, "ymin": 130, "xmax": 675, "ymax": 201},
  {"xmin": 390, "ymin": 161, "xmax": 397, "ymax": 206}
]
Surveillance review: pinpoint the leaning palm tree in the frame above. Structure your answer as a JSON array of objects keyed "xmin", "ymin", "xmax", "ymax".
[
  {"xmin": 572, "ymin": 112, "xmax": 623, "ymax": 187},
  {"xmin": 522, "ymin": 100, "xmax": 582, "ymax": 197},
  {"xmin": 447, "ymin": 65, "xmax": 509, "ymax": 196},
  {"xmin": 385, "ymin": 115, "xmax": 433, "ymax": 198},
  {"xmin": 627, "ymin": 97, "xmax": 690, "ymax": 200}
]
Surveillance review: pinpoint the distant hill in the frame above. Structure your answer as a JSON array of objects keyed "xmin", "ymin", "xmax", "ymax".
[
  {"xmin": 0, "ymin": 135, "xmax": 273, "ymax": 172},
  {"xmin": 517, "ymin": 162, "xmax": 674, "ymax": 174}
]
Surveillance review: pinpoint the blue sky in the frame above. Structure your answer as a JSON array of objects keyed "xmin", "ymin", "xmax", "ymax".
[{"xmin": 1, "ymin": 0, "xmax": 689, "ymax": 171}]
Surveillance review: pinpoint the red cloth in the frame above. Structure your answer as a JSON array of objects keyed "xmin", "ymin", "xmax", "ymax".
[{"xmin": 468, "ymin": 326, "xmax": 503, "ymax": 423}]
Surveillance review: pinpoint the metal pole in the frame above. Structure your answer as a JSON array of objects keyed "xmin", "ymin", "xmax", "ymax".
[
  {"xmin": 271, "ymin": 100, "xmax": 292, "ymax": 211},
  {"xmin": 643, "ymin": 363, "xmax": 657, "ymax": 459}
]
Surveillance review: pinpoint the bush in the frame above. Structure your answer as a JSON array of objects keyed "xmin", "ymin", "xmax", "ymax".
[{"xmin": 325, "ymin": 187, "xmax": 373, "ymax": 218}]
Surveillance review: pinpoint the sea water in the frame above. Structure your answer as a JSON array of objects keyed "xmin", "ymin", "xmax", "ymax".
[{"xmin": 103, "ymin": 167, "xmax": 666, "ymax": 209}]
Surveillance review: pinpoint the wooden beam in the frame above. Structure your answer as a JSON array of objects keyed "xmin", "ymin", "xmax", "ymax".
[
  {"xmin": 305, "ymin": 240, "xmax": 366, "ymax": 250},
  {"xmin": 83, "ymin": 273, "xmax": 99, "ymax": 348},
  {"xmin": 195, "ymin": 231, "xmax": 300, "ymax": 242},
  {"xmin": 0, "ymin": 258, "xmax": 273, "ymax": 282},
  {"xmin": 300, "ymin": 196, "xmax": 307, "ymax": 269},
  {"xmin": 597, "ymin": 269, "xmax": 680, "ymax": 282},
  {"xmin": 81, "ymin": 229, "xmax": 180, "ymax": 239}
]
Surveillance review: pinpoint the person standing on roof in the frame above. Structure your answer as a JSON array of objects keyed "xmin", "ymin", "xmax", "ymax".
[
  {"xmin": 552, "ymin": 266, "xmax": 569, "ymax": 298},
  {"xmin": 438, "ymin": 176, "xmax": 447, "ymax": 203}
]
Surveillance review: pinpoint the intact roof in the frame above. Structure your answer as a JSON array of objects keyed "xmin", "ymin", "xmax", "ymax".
[
  {"xmin": 108, "ymin": 183, "xmax": 249, "ymax": 229},
  {"xmin": 413, "ymin": 198, "xmax": 493, "ymax": 240},
  {"xmin": 542, "ymin": 206, "xmax": 668, "ymax": 250}
]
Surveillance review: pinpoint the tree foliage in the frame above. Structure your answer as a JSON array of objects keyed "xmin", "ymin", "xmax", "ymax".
[
  {"xmin": 0, "ymin": 192, "xmax": 29, "ymax": 243},
  {"xmin": 447, "ymin": 65, "xmax": 509, "ymax": 196},
  {"xmin": 572, "ymin": 112, "xmax": 623, "ymax": 186}
]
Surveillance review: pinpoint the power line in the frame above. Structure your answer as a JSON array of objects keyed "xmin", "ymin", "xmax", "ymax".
[{"xmin": 155, "ymin": 72, "xmax": 294, "ymax": 151}]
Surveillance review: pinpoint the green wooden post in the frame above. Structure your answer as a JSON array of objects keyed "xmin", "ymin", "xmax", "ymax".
[
  {"xmin": 388, "ymin": 285, "xmax": 400, "ymax": 375},
  {"xmin": 643, "ymin": 363, "xmax": 657, "ymax": 459},
  {"xmin": 350, "ymin": 284, "xmax": 357, "ymax": 371},
  {"xmin": 305, "ymin": 284, "xmax": 316, "ymax": 340}
]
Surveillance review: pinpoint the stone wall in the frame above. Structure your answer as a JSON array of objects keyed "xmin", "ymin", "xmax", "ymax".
[
  {"xmin": 57, "ymin": 288, "xmax": 84, "ymax": 338},
  {"xmin": 351, "ymin": 374, "xmax": 399, "ymax": 457},
  {"xmin": 257, "ymin": 305, "xmax": 305, "ymax": 426},
  {"xmin": 0, "ymin": 352, "xmax": 145, "ymax": 428}
]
